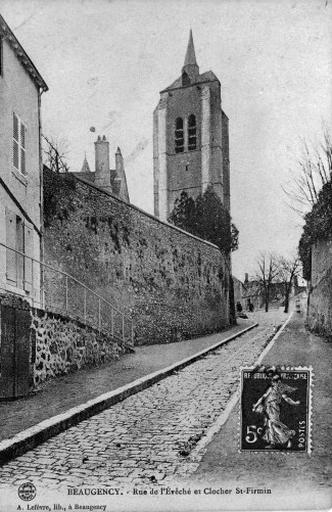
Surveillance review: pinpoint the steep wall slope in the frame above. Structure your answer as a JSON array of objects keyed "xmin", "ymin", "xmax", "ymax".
[
  {"xmin": 307, "ymin": 239, "xmax": 332, "ymax": 339},
  {"xmin": 43, "ymin": 169, "xmax": 230, "ymax": 345}
]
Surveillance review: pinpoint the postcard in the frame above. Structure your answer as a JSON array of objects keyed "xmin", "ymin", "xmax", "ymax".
[{"xmin": 0, "ymin": 0, "xmax": 331, "ymax": 511}]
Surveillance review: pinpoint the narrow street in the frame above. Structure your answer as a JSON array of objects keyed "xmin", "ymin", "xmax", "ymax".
[
  {"xmin": 185, "ymin": 312, "xmax": 332, "ymax": 510},
  {"xmin": 0, "ymin": 316, "xmax": 281, "ymax": 490},
  {"xmin": 0, "ymin": 308, "xmax": 331, "ymax": 512}
]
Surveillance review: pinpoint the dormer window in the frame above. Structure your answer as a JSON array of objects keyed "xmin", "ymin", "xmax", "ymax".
[
  {"xmin": 182, "ymin": 70, "xmax": 190, "ymax": 86},
  {"xmin": 188, "ymin": 114, "xmax": 197, "ymax": 151},
  {"xmin": 175, "ymin": 117, "xmax": 184, "ymax": 153}
]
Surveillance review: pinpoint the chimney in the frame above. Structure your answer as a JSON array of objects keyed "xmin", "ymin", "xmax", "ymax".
[
  {"xmin": 94, "ymin": 135, "xmax": 110, "ymax": 189},
  {"xmin": 244, "ymin": 273, "xmax": 249, "ymax": 283}
]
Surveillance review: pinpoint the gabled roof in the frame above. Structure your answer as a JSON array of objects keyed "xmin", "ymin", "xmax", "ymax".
[
  {"xmin": 0, "ymin": 14, "xmax": 48, "ymax": 91},
  {"xmin": 71, "ymin": 166, "xmax": 130, "ymax": 203},
  {"xmin": 74, "ymin": 171, "xmax": 95, "ymax": 184},
  {"xmin": 161, "ymin": 70, "xmax": 219, "ymax": 93}
]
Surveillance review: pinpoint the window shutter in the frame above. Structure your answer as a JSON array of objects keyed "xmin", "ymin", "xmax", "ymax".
[
  {"xmin": 24, "ymin": 223, "xmax": 33, "ymax": 292},
  {"xmin": 20, "ymin": 123, "xmax": 26, "ymax": 174},
  {"xmin": 188, "ymin": 114, "xmax": 197, "ymax": 150},
  {"xmin": 175, "ymin": 117, "xmax": 184, "ymax": 153},
  {"xmin": 12, "ymin": 115, "xmax": 27, "ymax": 174},
  {"xmin": 13, "ymin": 114, "xmax": 19, "ymax": 169},
  {"xmin": 20, "ymin": 123, "xmax": 25, "ymax": 148},
  {"xmin": 21, "ymin": 147, "xmax": 26, "ymax": 174},
  {"xmin": 5, "ymin": 208, "xmax": 17, "ymax": 284},
  {"xmin": 13, "ymin": 140, "xmax": 19, "ymax": 169},
  {"xmin": 13, "ymin": 113, "xmax": 19, "ymax": 141},
  {"xmin": 0, "ymin": 36, "xmax": 3, "ymax": 77},
  {"xmin": 16, "ymin": 217, "xmax": 24, "ymax": 289}
]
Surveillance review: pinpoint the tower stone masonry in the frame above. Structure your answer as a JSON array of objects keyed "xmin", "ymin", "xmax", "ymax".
[{"xmin": 153, "ymin": 30, "xmax": 230, "ymax": 221}]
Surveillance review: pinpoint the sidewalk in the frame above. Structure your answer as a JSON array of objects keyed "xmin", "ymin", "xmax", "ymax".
[
  {"xmin": 0, "ymin": 319, "xmax": 257, "ymax": 444},
  {"xmin": 190, "ymin": 311, "xmax": 332, "ymax": 510}
]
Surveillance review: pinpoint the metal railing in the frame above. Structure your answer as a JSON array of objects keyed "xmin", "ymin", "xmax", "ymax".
[{"xmin": 0, "ymin": 242, "xmax": 134, "ymax": 347}]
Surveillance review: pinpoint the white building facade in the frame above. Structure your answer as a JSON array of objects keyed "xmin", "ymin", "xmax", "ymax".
[
  {"xmin": 0, "ymin": 16, "xmax": 47, "ymax": 303},
  {"xmin": 0, "ymin": 14, "xmax": 48, "ymax": 305}
]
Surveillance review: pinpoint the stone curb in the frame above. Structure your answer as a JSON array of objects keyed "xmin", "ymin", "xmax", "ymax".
[{"xmin": 0, "ymin": 322, "xmax": 258, "ymax": 466}]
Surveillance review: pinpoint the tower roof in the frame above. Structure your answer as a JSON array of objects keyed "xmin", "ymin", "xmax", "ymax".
[
  {"xmin": 183, "ymin": 29, "xmax": 198, "ymax": 67},
  {"xmin": 80, "ymin": 154, "xmax": 91, "ymax": 173},
  {"xmin": 160, "ymin": 30, "xmax": 219, "ymax": 93},
  {"xmin": 161, "ymin": 70, "xmax": 218, "ymax": 93}
]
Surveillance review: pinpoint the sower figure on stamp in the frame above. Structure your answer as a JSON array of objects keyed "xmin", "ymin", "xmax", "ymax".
[{"xmin": 252, "ymin": 374, "xmax": 300, "ymax": 449}]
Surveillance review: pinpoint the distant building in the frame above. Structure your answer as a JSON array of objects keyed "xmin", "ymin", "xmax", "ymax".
[
  {"xmin": 74, "ymin": 135, "xmax": 130, "ymax": 203},
  {"xmin": 242, "ymin": 278, "xmax": 263, "ymax": 311},
  {"xmin": 153, "ymin": 30, "xmax": 230, "ymax": 221},
  {"xmin": 233, "ymin": 276, "xmax": 246, "ymax": 311},
  {"xmin": 0, "ymin": 14, "xmax": 48, "ymax": 304},
  {"xmin": 241, "ymin": 272, "xmax": 302, "ymax": 311}
]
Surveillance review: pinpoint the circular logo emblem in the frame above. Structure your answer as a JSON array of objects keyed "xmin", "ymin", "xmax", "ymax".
[{"xmin": 18, "ymin": 481, "xmax": 36, "ymax": 501}]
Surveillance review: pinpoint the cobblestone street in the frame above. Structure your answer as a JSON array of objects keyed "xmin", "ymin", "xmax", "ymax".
[
  {"xmin": 0, "ymin": 322, "xmax": 279, "ymax": 490},
  {"xmin": 185, "ymin": 312, "xmax": 332, "ymax": 510}
]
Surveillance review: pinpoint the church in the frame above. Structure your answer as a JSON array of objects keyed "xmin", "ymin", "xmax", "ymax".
[{"xmin": 153, "ymin": 30, "xmax": 230, "ymax": 222}]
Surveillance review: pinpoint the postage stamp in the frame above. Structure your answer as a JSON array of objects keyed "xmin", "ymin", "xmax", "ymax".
[{"xmin": 240, "ymin": 365, "xmax": 312, "ymax": 453}]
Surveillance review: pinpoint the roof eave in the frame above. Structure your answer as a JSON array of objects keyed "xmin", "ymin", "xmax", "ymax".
[
  {"xmin": 160, "ymin": 77, "xmax": 220, "ymax": 94},
  {"xmin": 0, "ymin": 14, "xmax": 48, "ymax": 92}
]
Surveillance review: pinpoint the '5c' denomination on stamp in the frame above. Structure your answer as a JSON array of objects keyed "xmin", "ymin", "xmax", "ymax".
[{"xmin": 240, "ymin": 366, "xmax": 312, "ymax": 453}]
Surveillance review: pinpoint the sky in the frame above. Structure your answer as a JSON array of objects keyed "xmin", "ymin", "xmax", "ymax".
[{"xmin": 1, "ymin": 0, "xmax": 331, "ymax": 279}]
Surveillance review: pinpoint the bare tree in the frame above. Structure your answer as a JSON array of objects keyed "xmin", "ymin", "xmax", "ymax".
[
  {"xmin": 283, "ymin": 129, "xmax": 332, "ymax": 216},
  {"xmin": 277, "ymin": 256, "xmax": 302, "ymax": 313},
  {"xmin": 255, "ymin": 252, "xmax": 280, "ymax": 312},
  {"xmin": 42, "ymin": 134, "xmax": 69, "ymax": 173}
]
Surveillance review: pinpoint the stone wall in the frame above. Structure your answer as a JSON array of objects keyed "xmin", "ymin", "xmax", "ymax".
[
  {"xmin": 307, "ymin": 239, "xmax": 332, "ymax": 339},
  {"xmin": 0, "ymin": 291, "xmax": 125, "ymax": 393},
  {"xmin": 31, "ymin": 308, "xmax": 126, "ymax": 388},
  {"xmin": 43, "ymin": 168, "xmax": 230, "ymax": 346}
]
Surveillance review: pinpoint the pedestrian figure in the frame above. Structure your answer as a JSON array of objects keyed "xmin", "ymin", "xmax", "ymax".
[
  {"xmin": 236, "ymin": 301, "xmax": 243, "ymax": 313},
  {"xmin": 248, "ymin": 300, "xmax": 254, "ymax": 312},
  {"xmin": 252, "ymin": 374, "xmax": 300, "ymax": 449}
]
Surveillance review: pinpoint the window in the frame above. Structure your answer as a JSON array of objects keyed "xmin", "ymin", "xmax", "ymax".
[
  {"xmin": 5, "ymin": 209, "xmax": 33, "ymax": 292},
  {"xmin": 15, "ymin": 217, "xmax": 24, "ymax": 289},
  {"xmin": 182, "ymin": 71, "xmax": 190, "ymax": 86},
  {"xmin": 13, "ymin": 113, "xmax": 26, "ymax": 175},
  {"xmin": 188, "ymin": 114, "xmax": 197, "ymax": 151},
  {"xmin": 175, "ymin": 117, "xmax": 184, "ymax": 153}
]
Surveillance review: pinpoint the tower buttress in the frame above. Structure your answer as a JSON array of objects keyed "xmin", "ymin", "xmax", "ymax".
[{"xmin": 201, "ymin": 85, "xmax": 211, "ymax": 192}]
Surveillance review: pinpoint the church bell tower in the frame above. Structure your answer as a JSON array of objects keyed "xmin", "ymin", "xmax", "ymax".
[{"xmin": 153, "ymin": 30, "xmax": 230, "ymax": 221}]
